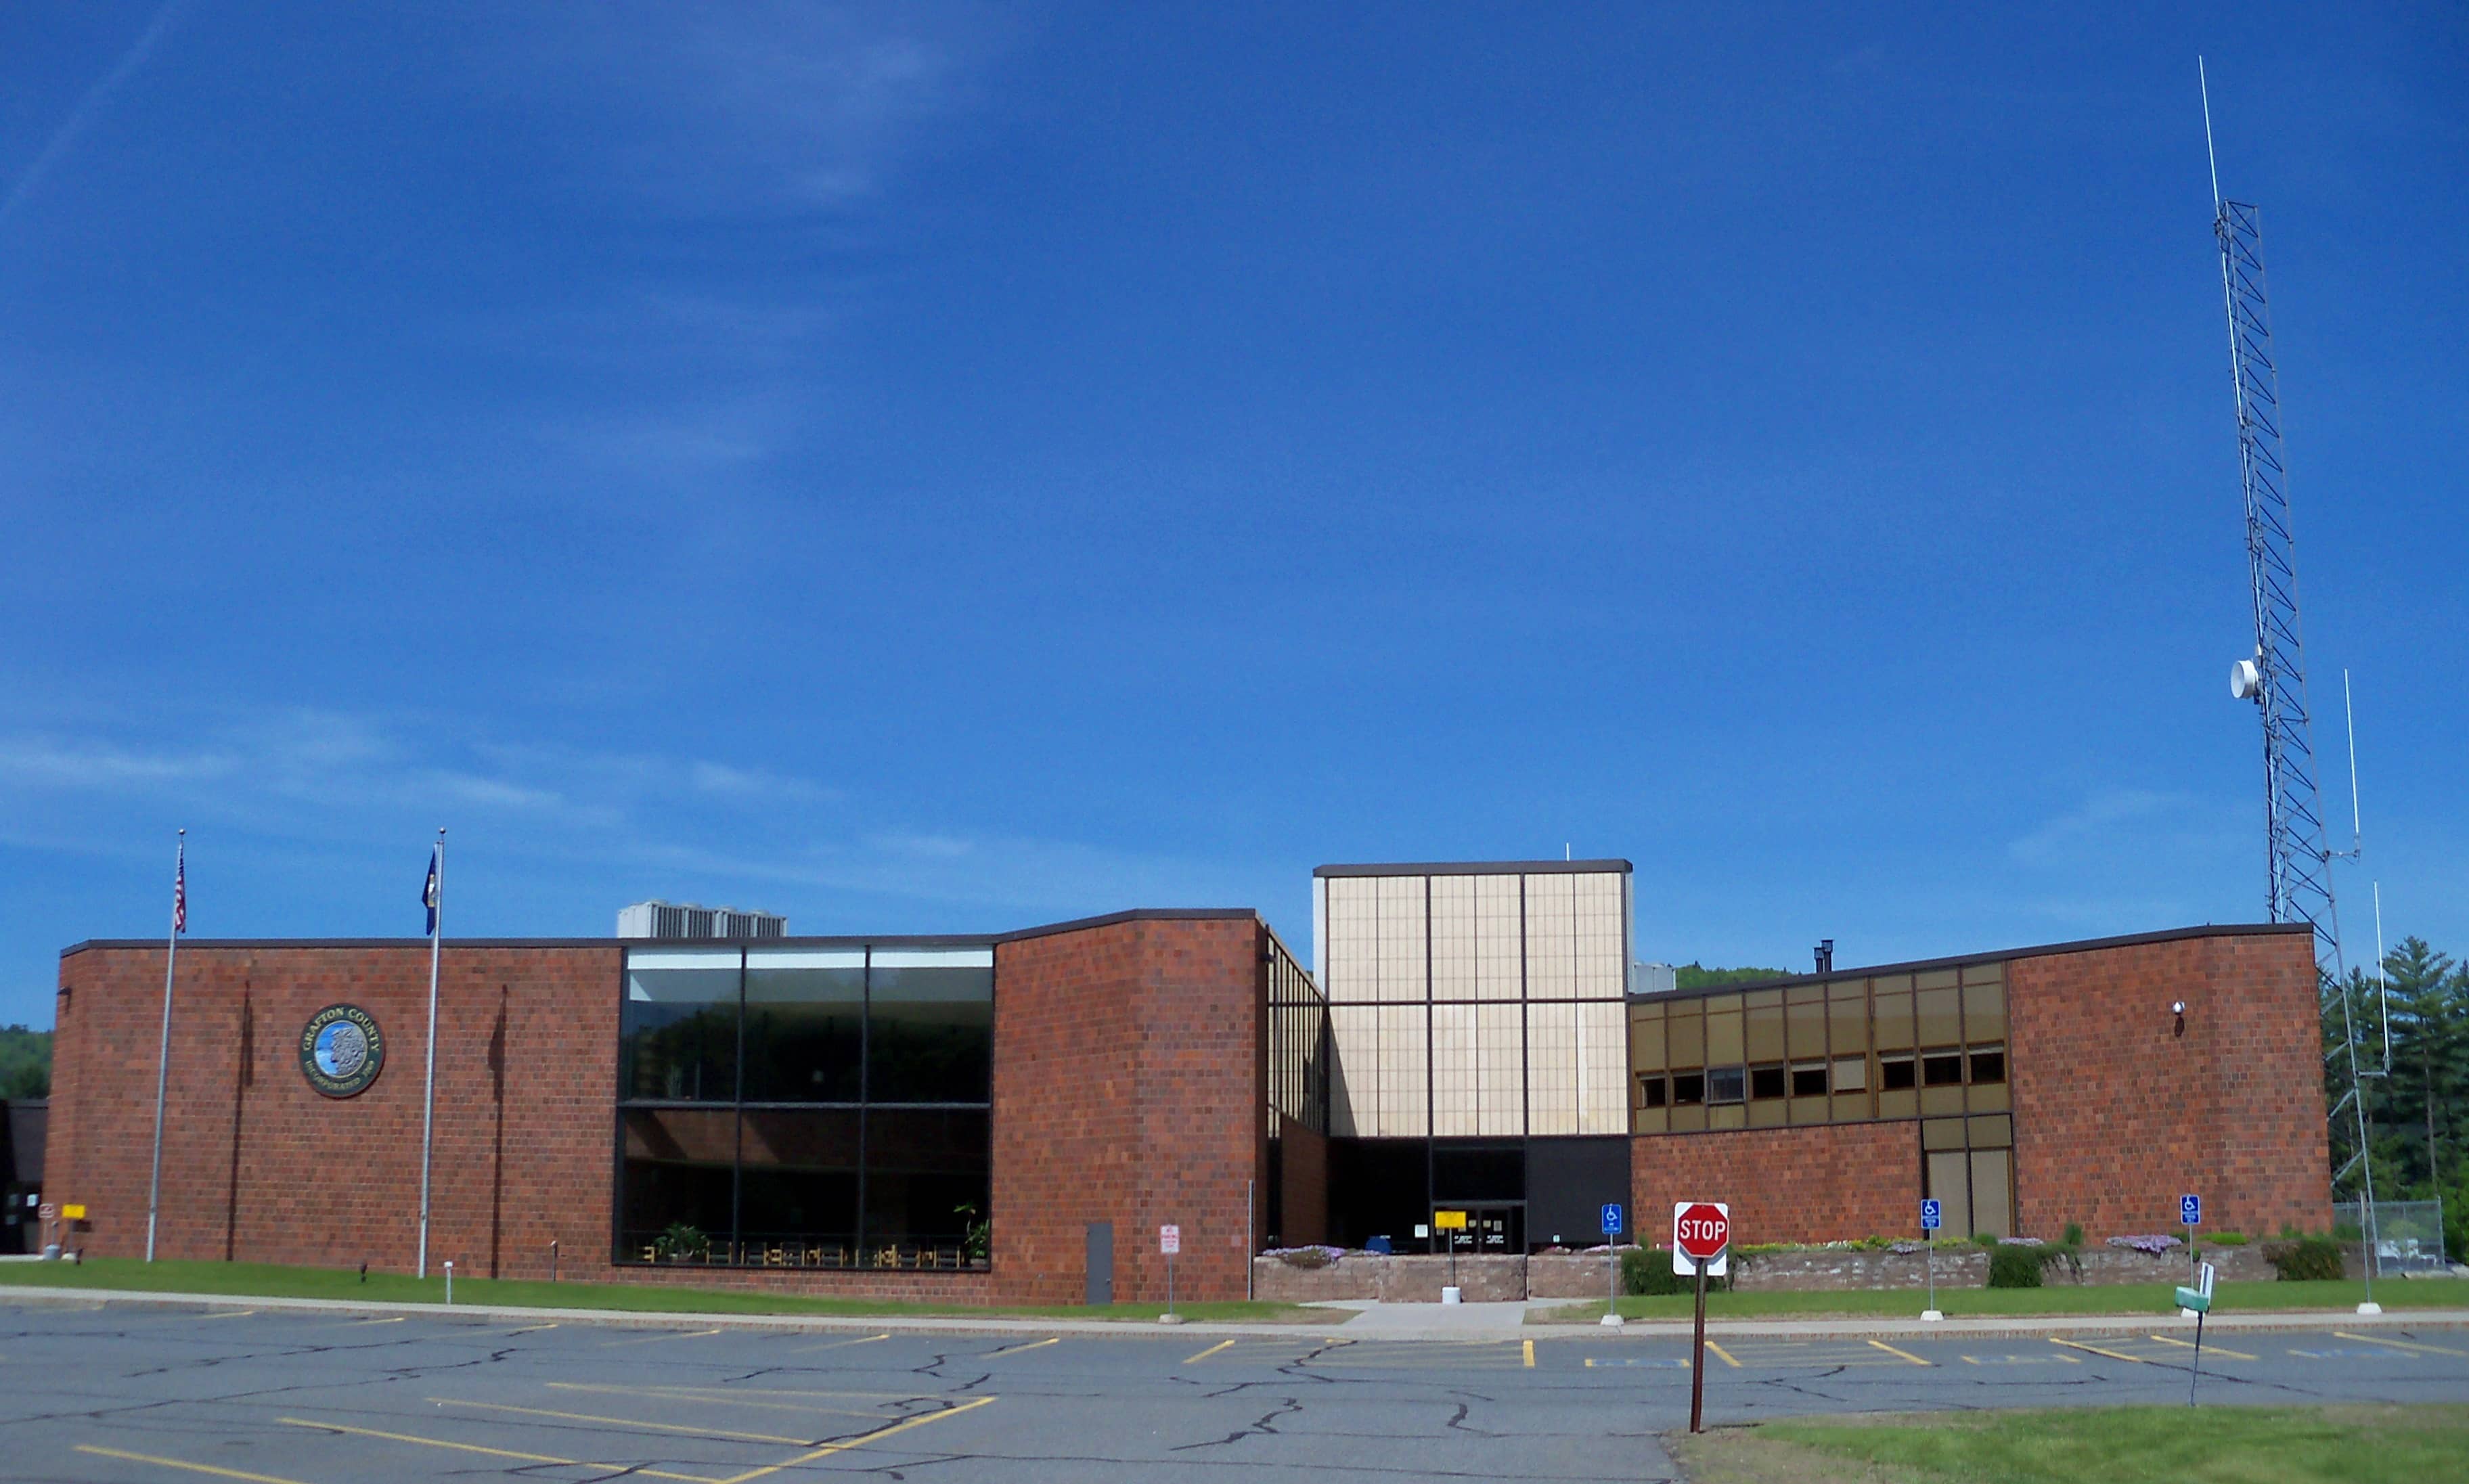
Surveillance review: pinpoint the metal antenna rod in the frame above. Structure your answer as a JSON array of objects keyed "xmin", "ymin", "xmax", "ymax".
[{"xmin": 2342, "ymin": 669, "xmax": 2363, "ymax": 858}]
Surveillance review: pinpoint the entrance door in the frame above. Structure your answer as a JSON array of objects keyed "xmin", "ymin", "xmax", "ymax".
[
  {"xmin": 1085, "ymin": 1221, "xmax": 1113, "ymax": 1305},
  {"xmin": 1433, "ymin": 1204, "xmax": 1523, "ymax": 1255}
]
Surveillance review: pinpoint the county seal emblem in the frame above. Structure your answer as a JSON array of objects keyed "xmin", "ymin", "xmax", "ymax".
[{"xmin": 299, "ymin": 1004, "xmax": 385, "ymax": 1098}]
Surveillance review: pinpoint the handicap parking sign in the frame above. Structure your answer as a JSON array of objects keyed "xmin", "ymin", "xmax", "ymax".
[
  {"xmin": 1601, "ymin": 1202, "xmax": 1624, "ymax": 1236},
  {"xmin": 2181, "ymin": 1193, "xmax": 2202, "ymax": 1226},
  {"xmin": 1920, "ymin": 1198, "xmax": 1942, "ymax": 1231}
]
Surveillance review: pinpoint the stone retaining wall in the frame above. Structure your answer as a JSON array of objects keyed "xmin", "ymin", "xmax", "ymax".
[{"xmin": 1257, "ymin": 1242, "xmax": 2311, "ymax": 1301}]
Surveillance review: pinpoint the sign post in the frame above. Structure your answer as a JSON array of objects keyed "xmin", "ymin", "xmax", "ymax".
[
  {"xmin": 2175, "ymin": 1260, "xmax": 2217, "ymax": 1406},
  {"xmin": 1919, "ymin": 1198, "xmax": 1942, "ymax": 1320},
  {"xmin": 1160, "ymin": 1224, "xmax": 1180, "ymax": 1320},
  {"xmin": 1601, "ymin": 1203, "xmax": 1625, "ymax": 1327},
  {"xmin": 1434, "ymin": 1210, "xmax": 1467, "ymax": 1298},
  {"xmin": 2180, "ymin": 1192, "xmax": 2201, "ymax": 1289},
  {"xmin": 1672, "ymin": 1201, "xmax": 1731, "ymax": 1434}
]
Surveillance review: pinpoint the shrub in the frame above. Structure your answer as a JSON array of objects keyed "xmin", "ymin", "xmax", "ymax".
[
  {"xmin": 1987, "ymin": 1245, "xmax": 2045, "ymax": 1288},
  {"xmin": 654, "ymin": 1222, "xmax": 708, "ymax": 1261},
  {"xmin": 2204, "ymin": 1232, "xmax": 2250, "ymax": 1248},
  {"xmin": 1622, "ymin": 1247, "xmax": 1729, "ymax": 1296},
  {"xmin": 2263, "ymin": 1233, "xmax": 2344, "ymax": 1282},
  {"xmin": 2062, "ymin": 1221, "xmax": 2085, "ymax": 1247}
]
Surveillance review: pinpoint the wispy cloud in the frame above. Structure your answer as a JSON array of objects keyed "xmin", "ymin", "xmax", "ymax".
[
  {"xmin": 2006, "ymin": 787, "xmax": 2245, "ymax": 870},
  {"xmin": 0, "ymin": 701, "xmax": 1223, "ymax": 921},
  {"xmin": 0, "ymin": 0, "xmax": 187, "ymax": 229}
]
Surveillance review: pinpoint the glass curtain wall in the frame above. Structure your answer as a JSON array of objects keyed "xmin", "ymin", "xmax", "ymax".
[{"xmin": 617, "ymin": 944, "xmax": 993, "ymax": 1269}]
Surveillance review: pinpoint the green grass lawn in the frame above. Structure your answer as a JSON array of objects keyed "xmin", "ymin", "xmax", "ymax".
[
  {"xmin": 0, "ymin": 1257, "xmax": 1317, "ymax": 1324},
  {"xmin": 1669, "ymin": 1405, "xmax": 2469, "ymax": 1484},
  {"xmin": 1529, "ymin": 1278, "xmax": 2466, "ymax": 1324}
]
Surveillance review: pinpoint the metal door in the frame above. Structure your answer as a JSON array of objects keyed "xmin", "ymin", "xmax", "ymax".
[{"xmin": 1085, "ymin": 1221, "xmax": 1113, "ymax": 1305}]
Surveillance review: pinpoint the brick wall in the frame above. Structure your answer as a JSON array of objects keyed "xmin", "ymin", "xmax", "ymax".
[
  {"xmin": 1632, "ymin": 1121, "xmax": 1919, "ymax": 1246},
  {"xmin": 2009, "ymin": 928, "xmax": 2329, "ymax": 1238},
  {"xmin": 989, "ymin": 918, "xmax": 1265, "ymax": 1304},
  {"xmin": 51, "ymin": 943, "xmax": 621, "ymax": 1279}
]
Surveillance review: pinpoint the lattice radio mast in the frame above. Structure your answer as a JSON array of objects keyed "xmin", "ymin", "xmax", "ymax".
[{"xmin": 2202, "ymin": 62, "xmax": 2380, "ymax": 1292}]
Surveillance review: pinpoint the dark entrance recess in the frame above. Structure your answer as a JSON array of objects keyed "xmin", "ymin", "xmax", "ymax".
[
  {"xmin": 1325, "ymin": 1138, "xmax": 1429, "ymax": 1250},
  {"xmin": 1085, "ymin": 1220, "xmax": 1113, "ymax": 1305}
]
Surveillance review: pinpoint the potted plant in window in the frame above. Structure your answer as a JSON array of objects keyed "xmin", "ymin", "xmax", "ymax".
[{"xmin": 655, "ymin": 1222, "xmax": 709, "ymax": 1263}]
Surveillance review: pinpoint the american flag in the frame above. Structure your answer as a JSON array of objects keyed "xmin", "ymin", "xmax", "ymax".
[{"xmin": 173, "ymin": 842, "xmax": 187, "ymax": 936}]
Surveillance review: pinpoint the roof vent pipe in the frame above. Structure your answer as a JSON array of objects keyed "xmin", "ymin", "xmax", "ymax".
[{"xmin": 1814, "ymin": 939, "xmax": 1834, "ymax": 974}]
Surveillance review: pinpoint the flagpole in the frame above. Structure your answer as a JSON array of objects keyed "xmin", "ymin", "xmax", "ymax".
[
  {"xmin": 417, "ymin": 829, "xmax": 443, "ymax": 1280},
  {"xmin": 144, "ymin": 830, "xmax": 184, "ymax": 1263}
]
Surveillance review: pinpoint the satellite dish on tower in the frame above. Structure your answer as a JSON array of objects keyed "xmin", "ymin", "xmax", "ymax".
[{"xmin": 2230, "ymin": 657, "xmax": 2263, "ymax": 701}]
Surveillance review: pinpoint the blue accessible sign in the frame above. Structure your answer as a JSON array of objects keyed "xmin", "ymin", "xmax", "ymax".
[
  {"xmin": 2181, "ymin": 1193, "xmax": 2202, "ymax": 1226},
  {"xmin": 1601, "ymin": 1202, "xmax": 1625, "ymax": 1236},
  {"xmin": 1920, "ymin": 1198, "xmax": 1942, "ymax": 1231}
]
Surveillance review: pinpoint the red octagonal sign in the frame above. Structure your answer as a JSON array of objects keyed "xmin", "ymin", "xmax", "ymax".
[{"xmin": 1674, "ymin": 1202, "xmax": 1730, "ymax": 1259}]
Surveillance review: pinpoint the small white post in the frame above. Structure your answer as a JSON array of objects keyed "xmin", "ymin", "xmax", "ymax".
[{"xmin": 443, "ymin": 1259, "xmax": 453, "ymax": 1306}]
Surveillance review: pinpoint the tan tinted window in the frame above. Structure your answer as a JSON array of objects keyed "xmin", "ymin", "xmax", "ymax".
[
  {"xmin": 1745, "ymin": 1004, "xmax": 1785, "ymax": 1062},
  {"xmin": 1963, "ymin": 982, "xmax": 2007, "ymax": 1043},
  {"xmin": 1917, "ymin": 987, "xmax": 1961, "ymax": 1048}
]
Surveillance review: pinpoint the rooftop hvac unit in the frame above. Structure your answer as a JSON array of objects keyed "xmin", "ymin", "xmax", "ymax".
[
  {"xmin": 617, "ymin": 901, "xmax": 788, "ymax": 940},
  {"xmin": 1630, "ymin": 961, "xmax": 1677, "ymax": 997}
]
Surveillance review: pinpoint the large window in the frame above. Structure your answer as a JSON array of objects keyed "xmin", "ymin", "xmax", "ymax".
[
  {"xmin": 1630, "ymin": 962, "xmax": 2010, "ymax": 1135},
  {"xmin": 615, "ymin": 945, "xmax": 993, "ymax": 1269}
]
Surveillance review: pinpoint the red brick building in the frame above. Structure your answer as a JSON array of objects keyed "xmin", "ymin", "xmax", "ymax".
[
  {"xmin": 45, "ymin": 899, "xmax": 2329, "ymax": 1304},
  {"xmin": 49, "ymin": 910, "xmax": 1304, "ymax": 1306}
]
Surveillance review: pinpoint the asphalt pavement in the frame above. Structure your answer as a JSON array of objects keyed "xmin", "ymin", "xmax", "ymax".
[{"xmin": 2, "ymin": 1299, "xmax": 2464, "ymax": 1483}]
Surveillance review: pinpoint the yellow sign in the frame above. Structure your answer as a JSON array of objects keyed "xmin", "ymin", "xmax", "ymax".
[
  {"xmin": 60, "ymin": 1204, "xmax": 86, "ymax": 1221},
  {"xmin": 1433, "ymin": 1210, "xmax": 1467, "ymax": 1230}
]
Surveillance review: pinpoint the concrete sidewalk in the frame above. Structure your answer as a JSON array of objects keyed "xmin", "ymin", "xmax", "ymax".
[{"xmin": 1, "ymin": 1282, "xmax": 2462, "ymax": 1343}]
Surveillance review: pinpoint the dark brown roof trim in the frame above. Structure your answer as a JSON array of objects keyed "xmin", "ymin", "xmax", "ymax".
[
  {"xmin": 1314, "ymin": 859, "xmax": 1634, "ymax": 878},
  {"xmin": 60, "ymin": 907, "xmax": 1270, "ymax": 960},
  {"xmin": 1631, "ymin": 922, "xmax": 2312, "ymax": 1004}
]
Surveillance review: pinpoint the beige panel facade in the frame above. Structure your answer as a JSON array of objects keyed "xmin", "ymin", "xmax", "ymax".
[{"xmin": 1314, "ymin": 861, "xmax": 1634, "ymax": 1142}]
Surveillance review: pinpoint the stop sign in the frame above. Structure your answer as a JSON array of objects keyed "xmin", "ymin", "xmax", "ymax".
[{"xmin": 1674, "ymin": 1202, "xmax": 1730, "ymax": 1259}]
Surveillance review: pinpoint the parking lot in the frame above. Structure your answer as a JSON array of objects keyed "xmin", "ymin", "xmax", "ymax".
[{"xmin": 3, "ymin": 1301, "xmax": 2464, "ymax": 1483}]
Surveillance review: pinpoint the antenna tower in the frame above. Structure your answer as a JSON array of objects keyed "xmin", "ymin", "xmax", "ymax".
[{"xmin": 2202, "ymin": 66, "xmax": 2380, "ymax": 1259}]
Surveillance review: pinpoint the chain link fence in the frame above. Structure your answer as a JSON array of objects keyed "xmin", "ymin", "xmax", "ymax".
[{"xmin": 2332, "ymin": 1199, "xmax": 2452, "ymax": 1276}]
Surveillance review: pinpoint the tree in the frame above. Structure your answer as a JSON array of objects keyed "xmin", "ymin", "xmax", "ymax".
[{"xmin": 0, "ymin": 1025, "xmax": 49, "ymax": 1100}]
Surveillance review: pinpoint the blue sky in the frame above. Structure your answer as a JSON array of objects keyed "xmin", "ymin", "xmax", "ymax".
[{"xmin": 2, "ymin": 4, "xmax": 2462, "ymax": 1029}]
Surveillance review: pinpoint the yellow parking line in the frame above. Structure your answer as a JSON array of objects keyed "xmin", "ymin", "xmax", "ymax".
[
  {"xmin": 1185, "ymin": 1339, "xmax": 1237, "ymax": 1364},
  {"xmin": 543, "ymin": 1386, "xmax": 887, "ymax": 1420},
  {"xmin": 338, "ymin": 1316, "xmax": 405, "ymax": 1328},
  {"xmin": 600, "ymin": 1326, "xmax": 725, "ymax": 1347},
  {"xmin": 790, "ymin": 1332, "xmax": 887, "ymax": 1353},
  {"xmin": 985, "ymin": 1336, "xmax": 1058, "ymax": 1357},
  {"xmin": 1523, "ymin": 1339, "xmax": 1536, "ymax": 1369},
  {"xmin": 194, "ymin": 1309, "xmax": 259, "ymax": 1322},
  {"xmin": 432, "ymin": 1397, "xmax": 811, "ymax": 1445},
  {"xmin": 1867, "ymin": 1339, "xmax": 1930, "ymax": 1366},
  {"xmin": 1961, "ymin": 1353, "xmax": 2080, "ymax": 1365},
  {"xmin": 2052, "ymin": 1336, "xmax": 2145, "ymax": 1364},
  {"xmin": 498, "ymin": 1322, "xmax": 558, "ymax": 1335},
  {"xmin": 73, "ymin": 1445, "xmax": 312, "ymax": 1484},
  {"xmin": 1701, "ymin": 1341, "xmax": 1741, "ymax": 1369},
  {"xmin": 2148, "ymin": 1332, "xmax": 2256, "ymax": 1361},
  {"xmin": 2334, "ymin": 1330, "xmax": 2468, "ymax": 1357},
  {"xmin": 275, "ymin": 1417, "xmax": 719, "ymax": 1483},
  {"xmin": 712, "ymin": 1395, "xmax": 998, "ymax": 1484}
]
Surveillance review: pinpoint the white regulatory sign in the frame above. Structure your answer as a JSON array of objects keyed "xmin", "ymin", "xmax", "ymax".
[{"xmin": 1159, "ymin": 1224, "xmax": 1181, "ymax": 1255}]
